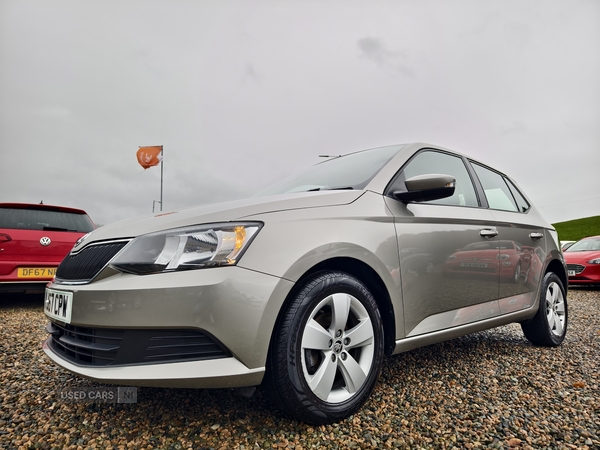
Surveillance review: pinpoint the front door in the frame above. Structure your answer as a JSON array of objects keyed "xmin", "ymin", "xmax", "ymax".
[{"xmin": 385, "ymin": 149, "xmax": 501, "ymax": 337}]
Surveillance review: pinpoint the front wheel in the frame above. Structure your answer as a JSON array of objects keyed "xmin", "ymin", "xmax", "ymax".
[
  {"xmin": 265, "ymin": 271, "xmax": 384, "ymax": 424},
  {"xmin": 521, "ymin": 272, "xmax": 567, "ymax": 346}
]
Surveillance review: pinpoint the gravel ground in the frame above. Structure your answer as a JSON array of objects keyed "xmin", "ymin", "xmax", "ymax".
[{"xmin": 1, "ymin": 288, "xmax": 598, "ymax": 450}]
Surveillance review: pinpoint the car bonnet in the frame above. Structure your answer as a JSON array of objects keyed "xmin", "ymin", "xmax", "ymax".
[
  {"xmin": 75, "ymin": 190, "xmax": 364, "ymax": 246},
  {"xmin": 564, "ymin": 249, "xmax": 600, "ymax": 263}
]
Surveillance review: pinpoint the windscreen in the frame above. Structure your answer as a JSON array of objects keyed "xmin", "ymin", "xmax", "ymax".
[
  {"xmin": 256, "ymin": 145, "xmax": 404, "ymax": 196},
  {"xmin": 565, "ymin": 237, "xmax": 600, "ymax": 252}
]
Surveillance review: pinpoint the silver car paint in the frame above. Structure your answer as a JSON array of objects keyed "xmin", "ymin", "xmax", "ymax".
[
  {"xmin": 73, "ymin": 189, "xmax": 365, "ymax": 246},
  {"xmin": 43, "ymin": 142, "xmax": 564, "ymax": 388},
  {"xmin": 50, "ymin": 266, "xmax": 292, "ymax": 371},
  {"xmin": 385, "ymin": 200, "xmax": 501, "ymax": 335},
  {"xmin": 46, "ymin": 191, "xmax": 403, "ymax": 373}
]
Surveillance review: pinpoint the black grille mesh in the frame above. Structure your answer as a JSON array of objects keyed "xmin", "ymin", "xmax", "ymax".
[
  {"xmin": 55, "ymin": 242, "xmax": 128, "ymax": 282},
  {"xmin": 47, "ymin": 322, "xmax": 121, "ymax": 365},
  {"xmin": 46, "ymin": 322, "xmax": 230, "ymax": 366},
  {"xmin": 566, "ymin": 264, "xmax": 585, "ymax": 275}
]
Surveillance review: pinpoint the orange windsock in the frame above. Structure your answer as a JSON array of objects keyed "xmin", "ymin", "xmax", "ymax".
[{"xmin": 137, "ymin": 146, "xmax": 163, "ymax": 169}]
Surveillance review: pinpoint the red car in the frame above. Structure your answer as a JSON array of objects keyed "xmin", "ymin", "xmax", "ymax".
[
  {"xmin": 0, "ymin": 203, "xmax": 95, "ymax": 294},
  {"xmin": 444, "ymin": 240, "xmax": 528, "ymax": 282},
  {"xmin": 563, "ymin": 235, "xmax": 600, "ymax": 286}
]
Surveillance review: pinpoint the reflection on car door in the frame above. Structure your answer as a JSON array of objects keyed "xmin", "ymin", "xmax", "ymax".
[
  {"xmin": 471, "ymin": 162, "xmax": 544, "ymax": 312},
  {"xmin": 386, "ymin": 201, "xmax": 501, "ymax": 337},
  {"xmin": 385, "ymin": 150, "xmax": 502, "ymax": 337},
  {"xmin": 491, "ymin": 212, "xmax": 545, "ymax": 308}
]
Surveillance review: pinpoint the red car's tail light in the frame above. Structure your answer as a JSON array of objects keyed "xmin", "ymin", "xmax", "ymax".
[{"xmin": 0, "ymin": 233, "xmax": 12, "ymax": 243}]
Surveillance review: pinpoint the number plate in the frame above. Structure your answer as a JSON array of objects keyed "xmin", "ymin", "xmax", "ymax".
[
  {"xmin": 567, "ymin": 270, "xmax": 576, "ymax": 277},
  {"xmin": 461, "ymin": 262, "xmax": 488, "ymax": 268},
  {"xmin": 44, "ymin": 288, "xmax": 73, "ymax": 323},
  {"xmin": 18, "ymin": 267, "xmax": 57, "ymax": 279}
]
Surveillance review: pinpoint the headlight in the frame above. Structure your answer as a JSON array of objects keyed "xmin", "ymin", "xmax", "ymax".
[
  {"xmin": 110, "ymin": 222, "xmax": 262, "ymax": 275},
  {"xmin": 587, "ymin": 258, "xmax": 600, "ymax": 264}
]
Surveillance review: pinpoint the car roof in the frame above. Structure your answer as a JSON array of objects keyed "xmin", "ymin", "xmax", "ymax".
[{"xmin": 0, "ymin": 202, "xmax": 89, "ymax": 215}]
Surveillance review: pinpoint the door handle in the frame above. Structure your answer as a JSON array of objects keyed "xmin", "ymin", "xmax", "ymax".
[
  {"xmin": 480, "ymin": 229, "xmax": 499, "ymax": 238},
  {"xmin": 529, "ymin": 232, "xmax": 544, "ymax": 240}
]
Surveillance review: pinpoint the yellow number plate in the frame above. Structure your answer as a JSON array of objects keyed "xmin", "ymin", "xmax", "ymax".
[{"xmin": 17, "ymin": 268, "xmax": 57, "ymax": 279}]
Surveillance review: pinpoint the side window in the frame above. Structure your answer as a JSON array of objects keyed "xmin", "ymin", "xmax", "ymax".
[
  {"xmin": 505, "ymin": 178, "xmax": 530, "ymax": 213},
  {"xmin": 400, "ymin": 150, "xmax": 479, "ymax": 207},
  {"xmin": 472, "ymin": 163, "xmax": 518, "ymax": 212}
]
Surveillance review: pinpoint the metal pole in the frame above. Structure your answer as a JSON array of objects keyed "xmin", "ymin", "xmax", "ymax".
[{"xmin": 160, "ymin": 145, "xmax": 163, "ymax": 211}]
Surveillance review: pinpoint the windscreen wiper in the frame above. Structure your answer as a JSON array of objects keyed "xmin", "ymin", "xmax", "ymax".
[{"xmin": 307, "ymin": 186, "xmax": 354, "ymax": 192}]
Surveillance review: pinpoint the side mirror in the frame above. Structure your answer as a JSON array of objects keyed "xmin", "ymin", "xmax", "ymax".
[{"xmin": 393, "ymin": 174, "xmax": 456, "ymax": 203}]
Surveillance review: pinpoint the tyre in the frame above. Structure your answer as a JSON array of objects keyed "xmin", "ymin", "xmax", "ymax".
[
  {"xmin": 524, "ymin": 266, "xmax": 531, "ymax": 283},
  {"xmin": 265, "ymin": 271, "xmax": 384, "ymax": 424},
  {"xmin": 513, "ymin": 262, "xmax": 521, "ymax": 283},
  {"xmin": 521, "ymin": 272, "xmax": 567, "ymax": 347}
]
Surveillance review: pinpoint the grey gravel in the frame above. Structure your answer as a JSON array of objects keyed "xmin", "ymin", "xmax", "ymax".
[{"xmin": 1, "ymin": 288, "xmax": 598, "ymax": 449}]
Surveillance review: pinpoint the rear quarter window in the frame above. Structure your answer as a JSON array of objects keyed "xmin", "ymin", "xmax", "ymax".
[{"xmin": 471, "ymin": 163, "xmax": 525, "ymax": 212}]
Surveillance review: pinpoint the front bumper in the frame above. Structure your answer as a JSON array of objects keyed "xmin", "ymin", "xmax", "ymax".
[
  {"xmin": 568, "ymin": 266, "xmax": 600, "ymax": 285},
  {"xmin": 42, "ymin": 339, "xmax": 264, "ymax": 388},
  {"xmin": 568, "ymin": 276, "xmax": 600, "ymax": 285},
  {"xmin": 42, "ymin": 266, "xmax": 294, "ymax": 388}
]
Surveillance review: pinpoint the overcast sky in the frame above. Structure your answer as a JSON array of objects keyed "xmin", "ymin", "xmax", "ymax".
[{"xmin": 1, "ymin": 0, "xmax": 599, "ymax": 226}]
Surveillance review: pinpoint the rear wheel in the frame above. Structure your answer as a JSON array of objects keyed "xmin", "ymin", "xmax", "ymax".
[
  {"xmin": 521, "ymin": 272, "xmax": 567, "ymax": 346},
  {"xmin": 265, "ymin": 271, "xmax": 384, "ymax": 424}
]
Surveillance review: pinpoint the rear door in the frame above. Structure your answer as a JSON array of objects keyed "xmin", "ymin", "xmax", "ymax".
[{"xmin": 469, "ymin": 163, "xmax": 545, "ymax": 312}]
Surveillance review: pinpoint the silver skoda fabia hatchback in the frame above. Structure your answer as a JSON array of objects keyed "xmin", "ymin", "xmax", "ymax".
[{"xmin": 43, "ymin": 143, "xmax": 568, "ymax": 424}]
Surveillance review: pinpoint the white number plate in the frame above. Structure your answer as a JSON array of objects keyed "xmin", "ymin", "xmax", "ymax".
[
  {"xmin": 461, "ymin": 262, "xmax": 488, "ymax": 268},
  {"xmin": 44, "ymin": 288, "xmax": 73, "ymax": 323},
  {"xmin": 567, "ymin": 270, "xmax": 576, "ymax": 277}
]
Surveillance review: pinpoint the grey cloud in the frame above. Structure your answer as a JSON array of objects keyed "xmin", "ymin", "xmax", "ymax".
[
  {"xmin": 242, "ymin": 64, "xmax": 260, "ymax": 84},
  {"xmin": 500, "ymin": 120, "xmax": 527, "ymax": 136},
  {"xmin": 357, "ymin": 37, "xmax": 391, "ymax": 66},
  {"xmin": 357, "ymin": 37, "xmax": 413, "ymax": 76}
]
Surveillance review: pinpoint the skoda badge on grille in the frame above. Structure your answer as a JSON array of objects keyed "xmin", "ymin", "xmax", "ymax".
[{"xmin": 73, "ymin": 232, "xmax": 91, "ymax": 251}]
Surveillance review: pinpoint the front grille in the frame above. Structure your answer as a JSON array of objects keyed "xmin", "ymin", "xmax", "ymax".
[
  {"xmin": 55, "ymin": 241, "xmax": 128, "ymax": 282},
  {"xmin": 46, "ymin": 322, "xmax": 230, "ymax": 367},
  {"xmin": 567, "ymin": 264, "xmax": 585, "ymax": 275}
]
